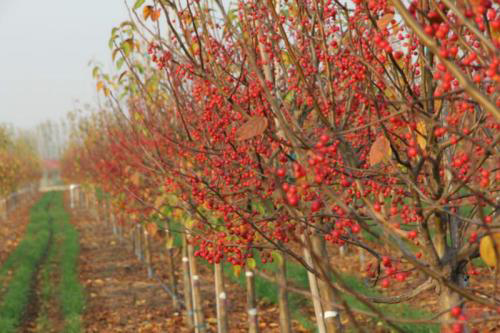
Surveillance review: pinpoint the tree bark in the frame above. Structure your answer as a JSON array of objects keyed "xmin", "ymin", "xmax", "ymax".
[
  {"xmin": 245, "ymin": 269, "xmax": 259, "ymax": 333},
  {"xmin": 143, "ymin": 228, "xmax": 153, "ymax": 278},
  {"xmin": 302, "ymin": 233, "xmax": 326, "ymax": 333},
  {"xmin": 187, "ymin": 232, "xmax": 206, "ymax": 332},
  {"xmin": 312, "ymin": 234, "xmax": 342, "ymax": 333},
  {"xmin": 276, "ymin": 253, "xmax": 292, "ymax": 333},
  {"xmin": 214, "ymin": 262, "xmax": 228, "ymax": 333},
  {"xmin": 181, "ymin": 234, "xmax": 194, "ymax": 329},
  {"xmin": 165, "ymin": 222, "xmax": 180, "ymax": 310}
]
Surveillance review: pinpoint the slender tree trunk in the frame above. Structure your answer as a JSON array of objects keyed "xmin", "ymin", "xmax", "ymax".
[
  {"xmin": 187, "ymin": 232, "xmax": 206, "ymax": 332},
  {"xmin": 143, "ymin": 229, "xmax": 153, "ymax": 278},
  {"xmin": 182, "ymin": 234, "xmax": 194, "ymax": 329},
  {"xmin": 245, "ymin": 269, "xmax": 259, "ymax": 333},
  {"xmin": 302, "ymin": 233, "xmax": 326, "ymax": 333},
  {"xmin": 165, "ymin": 222, "xmax": 180, "ymax": 310},
  {"xmin": 137, "ymin": 224, "xmax": 144, "ymax": 261},
  {"xmin": 276, "ymin": 253, "xmax": 292, "ymax": 333},
  {"xmin": 0, "ymin": 198, "xmax": 6, "ymax": 221},
  {"xmin": 132, "ymin": 223, "xmax": 137, "ymax": 256},
  {"xmin": 312, "ymin": 235, "xmax": 342, "ymax": 333},
  {"xmin": 214, "ymin": 262, "xmax": 228, "ymax": 333}
]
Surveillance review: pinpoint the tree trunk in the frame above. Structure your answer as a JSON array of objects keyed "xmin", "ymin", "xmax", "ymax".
[
  {"xmin": 136, "ymin": 224, "xmax": 144, "ymax": 261},
  {"xmin": 302, "ymin": 233, "xmax": 326, "ymax": 333},
  {"xmin": 143, "ymin": 229, "xmax": 153, "ymax": 278},
  {"xmin": 312, "ymin": 234, "xmax": 342, "ymax": 333},
  {"xmin": 214, "ymin": 262, "xmax": 228, "ymax": 333},
  {"xmin": 0, "ymin": 198, "xmax": 6, "ymax": 221},
  {"xmin": 187, "ymin": 233, "xmax": 206, "ymax": 332},
  {"xmin": 439, "ymin": 287, "xmax": 461, "ymax": 333},
  {"xmin": 165, "ymin": 222, "xmax": 180, "ymax": 310},
  {"xmin": 245, "ymin": 269, "xmax": 259, "ymax": 333},
  {"xmin": 182, "ymin": 234, "xmax": 194, "ymax": 329},
  {"xmin": 276, "ymin": 253, "xmax": 292, "ymax": 333}
]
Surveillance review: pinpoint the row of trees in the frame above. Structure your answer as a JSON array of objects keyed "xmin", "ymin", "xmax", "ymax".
[
  {"xmin": 62, "ymin": 0, "xmax": 499, "ymax": 331},
  {"xmin": 0, "ymin": 125, "xmax": 41, "ymax": 219},
  {"xmin": 0, "ymin": 125, "xmax": 41, "ymax": 197}
]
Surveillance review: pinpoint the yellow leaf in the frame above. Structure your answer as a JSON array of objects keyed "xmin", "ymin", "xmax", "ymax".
[
  {"xmin": 369, "ymin": 136, "xmax": 392, "ymax": 166},
  {"xmin": 96, "ymin": 81, "xmax": 104, "ymax": 91},
  {"xmin": 233, "ymin": 265, "xmax": 242, "ymax": 278},
  {"xmin": 416, "ymin": 120, "xmax": 427, "ymax": 150},
  {"xmin": 165, "ymin": 233, "xmax": 174, "ymax": 249},
  {"xmin": 185, "ymin": 217, "xmax": 194, "ymax": 229},
  {"xmin": 480, "ymin": 233, "xmax": 500, "ymax": 268},
  {"xmin": 247, "ymin": 258, "xmax": 256, "ymax": 269}
]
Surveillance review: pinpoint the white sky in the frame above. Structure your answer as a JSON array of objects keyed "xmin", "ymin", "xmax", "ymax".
[{"xmin": 0, "ymin": 0, "xmax": 130, "ymax": 129}]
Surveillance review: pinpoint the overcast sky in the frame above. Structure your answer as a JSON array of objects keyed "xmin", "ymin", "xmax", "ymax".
[{"xmin": 0, "ymin": 0, "xmax": 130, "ymax": 130}]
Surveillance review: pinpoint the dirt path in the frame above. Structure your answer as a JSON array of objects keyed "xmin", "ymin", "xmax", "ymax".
[
  {"xmin": 75, "ymin": 214, "xmax": 186, "ymax": 333},
  {"xmin": 74, "ymin": 210, "xmax": 311, "ymax": 333}
]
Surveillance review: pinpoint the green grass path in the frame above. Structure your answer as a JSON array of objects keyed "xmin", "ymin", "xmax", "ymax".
[{"xmin": 0, "ymin": 192, "xmax": 85, "ymax": 333}]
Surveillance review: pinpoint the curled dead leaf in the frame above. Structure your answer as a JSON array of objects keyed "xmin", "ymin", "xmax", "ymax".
[
  {"xmin": 235, "ymin": 116, "xmax": 268, "ymax": 141},
  {"xmin": 369, "ymin": 136, "xmax": 392, "ymax": 166}
]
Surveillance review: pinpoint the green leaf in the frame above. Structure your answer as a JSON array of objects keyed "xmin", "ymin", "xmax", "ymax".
[
  {"xmin": 122, "ymin": 38, "xmax": 134, "ymax": 57},
  {"xmin": 135, "ymin": 63, "xmax": 144, "ymax": 74},
  {"xmin": 133, "ymin": 0, "xmax": 145, "ymax": 10},
  {"xmin": 116, "ymin": 57, "xmax": 125, "ymax": 70},
  {"xmin": 92, "ymin": 66, "xmax": 100, "ymax": 79}
]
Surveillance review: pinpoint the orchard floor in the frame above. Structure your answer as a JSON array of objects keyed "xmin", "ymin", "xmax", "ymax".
[
  {"xmin": 0, "ymin": 195, "xmax": 38, "ymax": 267},
  {"xmin": 73, "ymin": 206, "xmax": 310, "ymax": 333},
  {"xmin": 75, "ymin": 213, "xmax": 187, "ymax": 333},
  {"xmin": 71, "ymin": 200, "xmax": 500, "ymax": 333}
]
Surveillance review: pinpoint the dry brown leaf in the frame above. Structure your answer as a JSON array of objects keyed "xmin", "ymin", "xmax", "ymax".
[
  {"xmin": 235, "ymin": 116, "xmax": 268, "ymax": 141},
  {"xmin": 369, "ymin": 136, "xmax": 392, "ymax": 166}
]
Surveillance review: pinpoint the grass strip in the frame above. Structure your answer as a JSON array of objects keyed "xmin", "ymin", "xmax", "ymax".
[
  {"xmin": 0, "ymin": 193, "xmax": 52, "ymax": 332},
  {"xmin": 48, "ymin": 191, "xmax": 85, "ymax": 333},
  {"xmin": 0, "ymin": 192, "xmax": 85, "ymax": 333}
]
